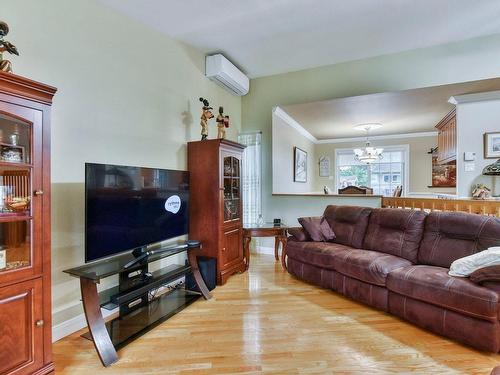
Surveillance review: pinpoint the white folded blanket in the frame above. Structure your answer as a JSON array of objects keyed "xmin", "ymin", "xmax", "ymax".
[{"xmin": 449, "ymin": 247, "xmax": 500, "ymax": 277}]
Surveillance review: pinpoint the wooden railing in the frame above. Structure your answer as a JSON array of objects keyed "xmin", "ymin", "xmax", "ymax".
[{"xmin": 381, "ymin": 197, "xmax": 500, "ymax": 217}]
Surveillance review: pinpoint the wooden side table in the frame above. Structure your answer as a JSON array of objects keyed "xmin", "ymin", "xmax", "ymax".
[{"xmin": 243, "ymin": 224, "xmax": 288, "ymax": 270}]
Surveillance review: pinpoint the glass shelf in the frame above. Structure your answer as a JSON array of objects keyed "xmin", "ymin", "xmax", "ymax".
[
  {"xmin": 96, "ymin": 263, "xmax": 192, "ymax": 310},
  {"xmin": 63, "ymin": 241, "xmax": 192, "ymax": 282},
  {"xmin": 83, "ymin": 288, "xmax": 200, "ymax": 349}
]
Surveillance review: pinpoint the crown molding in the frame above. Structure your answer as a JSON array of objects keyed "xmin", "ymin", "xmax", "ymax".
[
  {"xmin": 273, "ymin": 106, "xmax": 437, "ymax": 144},
  {"xmin": 272, "ymin": 106, "xmax": 316, "ymax": 143},
  {"xmin": 449, "ymin": 90, "xmax": 500, "ymax": 105},
  {"xmin": 0, "ymin": 71, "xmax": 57, "ymax": 105},
  {"xmin": 316, "ymin": 131, "xmax": 438, "ymax": 144}
]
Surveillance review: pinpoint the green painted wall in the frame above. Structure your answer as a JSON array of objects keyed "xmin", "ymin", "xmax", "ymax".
[
  {"xmin": 242, "ymin": 33, "xmax": 500, "ymax": 225},
  {"xmin": 2, "ymin": 0, "xmax": 241, "ymax": 335}
]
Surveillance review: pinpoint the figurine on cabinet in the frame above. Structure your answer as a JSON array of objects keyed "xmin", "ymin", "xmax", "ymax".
[
  {"xmin": 199, "ymin": 97, "xmax": 214, "ymax": 140},
  {"xmin": 216, "ymin": 106, "xmax": 230, "ymax": 139},
  {"xmin": 0, "ymin": 21, "xmax": 19, "ymax": 73}
]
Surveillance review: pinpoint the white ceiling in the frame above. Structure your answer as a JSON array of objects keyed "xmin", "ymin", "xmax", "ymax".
[
  {"xmin": 282, "ymin": 78, "xmax": 500, "ymax": 139},
  {"xmin": 100, "ymin": 0, "xmax": 500, "ymax": 77}
]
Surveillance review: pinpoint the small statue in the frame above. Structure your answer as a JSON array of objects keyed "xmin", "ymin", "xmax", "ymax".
[
  {"xmin": 0, "ymin": 21, "xmax": 19, "ymax": 73},
  {"xmin": 472, "ymin": 184, "xmax": 491, "ymax": 200},
  {"xmin": 216, "ymin": 106, "xmax": 230, "ymax": 139},
  {"xmin": 199, "ymin": 97, "xmax": 214, "ymax": 141}
]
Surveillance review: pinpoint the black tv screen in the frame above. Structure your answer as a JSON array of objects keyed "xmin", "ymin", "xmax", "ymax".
[{"xmin": 85, "ymin": 163, "xmax": 189, "ymax": 262}]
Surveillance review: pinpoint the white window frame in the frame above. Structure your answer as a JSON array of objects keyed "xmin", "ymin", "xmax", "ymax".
[{"xmin": 334, "ymin": 144, "xmax": 410, "ymax": 196}]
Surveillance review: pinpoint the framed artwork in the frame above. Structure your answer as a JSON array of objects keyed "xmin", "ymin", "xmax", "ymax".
[
  {"xmin": 319, "ymin": 156, "xmax": 330, "ymax": 177},
  {"xmin": 484, "ymin": 132, "xmax": 500, "ymax": 159},
  {"xmin": 294, "ymin": 146, "xmax": 307, "ymax": 182}
]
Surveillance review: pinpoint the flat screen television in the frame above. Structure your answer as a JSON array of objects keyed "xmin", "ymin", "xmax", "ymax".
[{"xmin": 85, "ymin": 163, "xmax": 189, "ymax": 262}]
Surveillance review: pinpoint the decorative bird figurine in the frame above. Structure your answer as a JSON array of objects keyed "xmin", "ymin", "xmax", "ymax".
[{"xmin": 0, "ymin": 20, "xmax": 19, "ymax": 73}]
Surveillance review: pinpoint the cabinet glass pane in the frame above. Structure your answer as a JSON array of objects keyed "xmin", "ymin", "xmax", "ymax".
[
  {"xmin": 224, "ymin": 199, "xmax": 240, "ymax": 221},
  {"xmin": 0, "ymin": 166, "xmax": 31, "ymax": 217},
  {"xmin": 224, "ymin": 177, "xmax": 231, "ymax": 199},
  {"xmin": 232, "ymin": 157, "xmax": 240, "ymax": 177},
  {"xmin": 0, "ymin": 220, "xmax": 31, "ymax": 271},
  {"xmin": 231, "ymin": 178, "xmax": 240, "ymax": 199},
  {"xmin": 0, "ymin": 114, "xmax": 31, "ymax": 164},
  {"xmin": 0, "ymin": 113, "xmax": 34, "ymax": 273},
  {"xmin": 224, "ymin": 157, "xmax": 232, "ymax": 176}
]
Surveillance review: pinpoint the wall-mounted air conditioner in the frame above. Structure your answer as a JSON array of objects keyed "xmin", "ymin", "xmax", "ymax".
[{"xmin": 205, "ymin": 54, "xmax": 249, "ymax": 96}]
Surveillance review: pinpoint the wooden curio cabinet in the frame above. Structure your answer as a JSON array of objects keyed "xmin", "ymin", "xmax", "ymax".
[
  {"xmin": 188, "ymin": 139, "xmax": 245, "ymax": 285},
  {"xmin": 0, "ymin": 72, "xmax": 56, "ymax": 375}
]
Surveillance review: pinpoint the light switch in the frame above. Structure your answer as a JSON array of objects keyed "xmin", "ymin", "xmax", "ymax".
[
  {"xmin": 464, "ymin": 162, "xmax": 475, "ymax": 172},
  {"xmin": 464, "ymin": 152, "xmax": 476, "ymax": 162}
]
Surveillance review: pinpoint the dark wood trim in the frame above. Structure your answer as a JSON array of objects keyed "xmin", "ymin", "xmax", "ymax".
[
  {"xmin": 32, "ymin": 363, "xmax": 55, "ymax": 375},
  {"xmin": 0, "ymin": 72, "xmax": 56, "ymax": 105}
]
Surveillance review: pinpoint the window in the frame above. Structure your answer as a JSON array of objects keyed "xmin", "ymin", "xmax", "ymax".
[
  {"xmin": 238, "ymin": 132, "xmax": 262, "ymax": 225},
  {"xmin": 336, "ymin": 146, "xmax": 408, "ymax": 196}
]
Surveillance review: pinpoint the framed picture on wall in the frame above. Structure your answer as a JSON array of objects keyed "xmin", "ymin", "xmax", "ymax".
[
  {"xmin": 319, "ymin": 156, "xmax": 330, "ymax": 177},
  {"xmin": 294, "ymin": 147, "xmax": 307, "ymax": 182},
  {"xmin": 484, "ymin": 132, "xmax": 500, "ymax": 158}
]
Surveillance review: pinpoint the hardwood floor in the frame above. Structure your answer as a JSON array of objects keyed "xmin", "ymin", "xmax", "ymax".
[{"xmin": 53, "ymin": 253, "xmax": 500, "ymax": 374}]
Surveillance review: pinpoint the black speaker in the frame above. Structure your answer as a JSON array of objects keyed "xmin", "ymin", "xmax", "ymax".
[{"xmin": 186, "ymin": 256, "xmax": 216, "ymax": 292}]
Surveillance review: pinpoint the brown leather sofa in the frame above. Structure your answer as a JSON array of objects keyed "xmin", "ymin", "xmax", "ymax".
[{"xmin": 285, "ymin": 205, "xmax": 500, "ymax": 352}]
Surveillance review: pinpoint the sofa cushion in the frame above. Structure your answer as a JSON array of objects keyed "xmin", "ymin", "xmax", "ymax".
[
  {"xmin": 298, "ymin": 216, "xmax": 335, "ymax": 241},
  {"xmin": 333, "ymin": 249, "xmax": 412, "ymax": 286},
  {"xmin": 323, "ymin": 205, "xmax": 372, "ymax": 248},
  {"xmin": 287, "ymin": 227, "xmax": 310, "ymax": 242},
  {"xmin": 286, "ymin": 240, "xmax": 352, "ymax": 270},
  {"xmin": 387, "ymin": 265, "xmax": 499, "ymax": 321},
  {"xmin": 418, "ymin": 212, "xmax": 500, "ymax": 268},
  {"xmin": 362, "ymin": 208, "xmax": 427, "ymax": 263}
]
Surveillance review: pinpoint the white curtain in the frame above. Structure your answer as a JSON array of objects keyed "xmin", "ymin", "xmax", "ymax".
[{"xmin": 238, "ymin": 132, "xmax": 262, "ymax": 226}]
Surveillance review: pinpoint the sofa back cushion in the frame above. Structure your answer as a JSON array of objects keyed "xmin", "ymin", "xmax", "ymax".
[
  {"xmin": 418, "ymin": 211, "xmax": 500, "ymax": 268},
  {"xmin": 363, "ymin": 208, "xmax": 427, "ymax": 263},
  {"xmin": 323, "ymin": 205, "xmax": 372, "ymax": 248}
]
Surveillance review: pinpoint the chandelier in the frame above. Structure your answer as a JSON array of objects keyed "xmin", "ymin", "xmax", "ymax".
[{"xmin": 353, "ymin": 123, "xmax": 383, "ymax": 164}]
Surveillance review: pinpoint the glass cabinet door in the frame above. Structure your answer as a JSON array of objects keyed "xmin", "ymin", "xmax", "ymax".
[
  {"xmin": 0, "ymin": 111, "xmax": 35, "ymax": 275},
  {"xmin": 223, "ymin": 155, "xmax": 241, "ymax": 222}
]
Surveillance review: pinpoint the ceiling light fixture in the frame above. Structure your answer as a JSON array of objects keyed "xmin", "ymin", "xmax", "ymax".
[{"xmin": 353, "ymin": 123, "xmax": 383, "ymax": 164}]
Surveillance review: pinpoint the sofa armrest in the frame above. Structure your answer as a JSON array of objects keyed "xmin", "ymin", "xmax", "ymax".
[
  {"xmin": 287, "ymin": 227, "xmax": 310, "ymax": 242},
  {"xmin": 470, "ymin": 266, "xmax": 500, "ymax": 293}
]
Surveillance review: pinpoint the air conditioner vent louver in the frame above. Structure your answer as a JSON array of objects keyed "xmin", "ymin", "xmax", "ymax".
[{"xmin": 205, "ymin": 54, "xmax": 249, "ymax": 96}]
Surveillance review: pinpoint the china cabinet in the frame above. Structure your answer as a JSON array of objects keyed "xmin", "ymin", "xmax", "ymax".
[
  {"xmin": 0, "ymin": 72, "xmax": 56, "ymax": 375},
  {"xmin": 188, "ymin": 139, "xmax": 245, "ymax": 284}
]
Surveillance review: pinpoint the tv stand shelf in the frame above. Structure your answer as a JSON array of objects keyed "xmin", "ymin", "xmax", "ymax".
[
  {"xmin": 82, "ymin": 288, "xmax": 201, "ymax": 349},
  {"xmin": 96, "ymin": 263, "xmax": 192, "ymax": 310},
  {"xmin": 64, "ymin": 241, "xmax": 211, "ymax": 367}
]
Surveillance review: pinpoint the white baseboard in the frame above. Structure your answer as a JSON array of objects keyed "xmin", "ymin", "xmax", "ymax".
[{"xmin": 52, "ymin": 307, "xmax": 117, "ymax": 342}]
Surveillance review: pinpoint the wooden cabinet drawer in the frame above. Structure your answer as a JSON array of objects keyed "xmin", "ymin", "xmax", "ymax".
[{"xmin": 0, "ymin": 278, "xmax": 43, "ymax": 375}]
